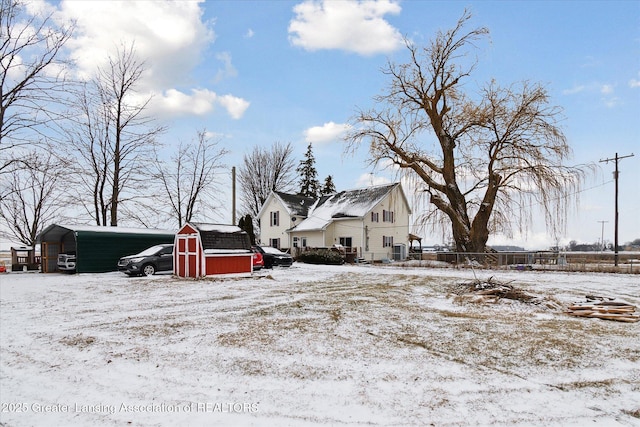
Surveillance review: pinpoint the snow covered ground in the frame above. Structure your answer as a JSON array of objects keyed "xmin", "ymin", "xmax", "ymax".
[{"xmin": 1, "ymin": 263, "xmax": 639, "ymax": 426}]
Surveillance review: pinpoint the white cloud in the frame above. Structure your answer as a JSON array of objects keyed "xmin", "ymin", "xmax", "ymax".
[
  {"xmin": 218, "ymin": 94, "xmax": 250, "ymax": 119},
  {"xmin": 154, "ymin": 89, "xmax": 217, "ymax": 116},
  {"xmin": 630, "ymin": 72, "xmax": 640, "ymax": 88},
  {"xmin": 304, "ymin": 121, "xmax": 351, "ymax": 144},
  {"xmin": 59, "ymin": 0, "xmax": 214, "ymax": 85},
  {"xmin": 25, "ymin": 0, "xmax": 57, "ymax": 17},
  {"xmin": 562, "ymin": 85, "xmax": 585, "ymax": 95},
  {"xmin": 214, "ymin": 52, "xmax": 238, "ymax": 83},
  {"xmin": 288, "ymin": 0, "xmax": 403, "ymax": 56},
  {"xmin": 602, "ymin": 96, "xmax": 620, "ymax": 108},
  {"xmin": 244, "ymin": 29, "xmax": 255, "ymax": 39},
  {"xmin": 50, "ymin": 0, "xmax": 247, "ymax": 120},
  {"xmin": 600, "ymin": 84, "xmax": 614, "ymax": 95},
  {"xmin": 151, "ymin": 89, "xmax": 249, "ymax": 119},
  {"xmin": 355, "ymin": 173, "xmax": 391, "ymax": 187},
  {"xmin": 564, "ymin": 82, "xmax": 621, "ymax": 107}
]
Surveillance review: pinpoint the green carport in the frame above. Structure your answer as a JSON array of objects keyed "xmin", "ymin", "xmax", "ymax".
[{"xmin": 38, "ymin": 224, "xmax": 175, "ymax": 273}]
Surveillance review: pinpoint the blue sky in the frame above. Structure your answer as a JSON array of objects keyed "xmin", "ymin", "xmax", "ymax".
[{"xmin": 36, "ymin": 0, "xmax": 640, "ymax": 248}]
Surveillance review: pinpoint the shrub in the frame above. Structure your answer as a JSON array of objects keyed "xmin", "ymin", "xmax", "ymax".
[{"xmin": 297, "ymin": 250, "xmax": 344, "ymax": 265}]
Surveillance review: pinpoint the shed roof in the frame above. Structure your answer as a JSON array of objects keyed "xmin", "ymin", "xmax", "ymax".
[{"xmin": 183, "ymin": 223, "xmax": 250, "ymax": 251}]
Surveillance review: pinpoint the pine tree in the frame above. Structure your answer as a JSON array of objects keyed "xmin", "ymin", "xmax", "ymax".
[
  {"xmin": 238, "ymin": 214, "xmax": 256, "ymax": 245},
  {"xmin": 320, "ymin": 175, "xmax": 336, "ymax": 196},
  {"xmin": 296, "ymin": 143, "xmax": 320, "ymax": 198}
]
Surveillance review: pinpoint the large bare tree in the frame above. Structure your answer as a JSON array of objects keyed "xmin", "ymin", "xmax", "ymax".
[
  {"xmin": 63, "ymin": 44, "xmax": 164, "ymax": 226},
  {"xmin": 146, "ymin": 129, "xmax": 228, "ymax": 228},
  {"xmin": 346, "ymin": 11, "xmax": 586, "ymax": 253},
  {"xmin": 0, "ymin": 149, "xmax": 67, "ymax": 245},
  {"xmin": 238, "ymin": 141, "xmax": 297, "ymax": 218},
  {"xmin": 0, "ymin": 0, "xmax": 73, "ymax": 174}
]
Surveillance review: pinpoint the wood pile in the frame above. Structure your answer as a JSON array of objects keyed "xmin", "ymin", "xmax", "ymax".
[
  {"xmin": 567, "ymin": 296, "xmax": 639, "ymax": 323},
  {"xmin": 452, "ymin": 277, "xmax": 539, "ymax": 304}
]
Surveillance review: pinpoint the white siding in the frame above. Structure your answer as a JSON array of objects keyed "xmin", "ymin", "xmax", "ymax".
[
  {"xmin": 362, "ymin": 186, "xmax": 410, "ymax": 261},
  {"xmin": 293, "ymin": 231, "xmax": 324, "ymax": 248},
  {"xmin": 258, "ymin": 197, "xmax": 295, "ymax": 248}
]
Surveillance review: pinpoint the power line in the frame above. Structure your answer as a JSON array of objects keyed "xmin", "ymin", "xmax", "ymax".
[{"xmin": 599, "ymin": 152, "xmax": 635, "ymax": 266}]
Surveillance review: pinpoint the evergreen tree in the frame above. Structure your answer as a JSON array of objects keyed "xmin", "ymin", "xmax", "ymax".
[
  {"xmin": 320, "ymin": 175, "xmax": 336, "ymax": 196},
  {"xmin": 296, "ymin": 143, "xmax": 320, "ymax": 198},
  {"xmin": 238, "ymin": 214, "xmax": 256, "ymax": 245}
]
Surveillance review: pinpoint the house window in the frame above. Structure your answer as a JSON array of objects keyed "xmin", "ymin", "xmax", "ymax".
[
  {"xmin": 269, "ymin": 238, "xmax": 280, "ymax": 249},
  {"xmin": 383, "ymin": 210, "xmax": 394, "ymax": 223},
  {"xmin": 383, "ymin": 236, "xmax": 393, "ymax": 247},
  {"xmin": 339, "ymin": 237, "xmax": 352, "ymax": 248},
  {"xmin": 371, "ymin": 212, "xmax": 379, "ymax": 222},
  {"xmin": 270, "ymin": 211, "xmax": 279, "ymax": 227},
  {"xmin": 293, "ymin": 236, "xmax": 307, "ymax": 248}
]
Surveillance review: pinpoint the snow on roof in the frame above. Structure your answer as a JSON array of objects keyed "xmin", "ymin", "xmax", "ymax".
[
  {"xmin": 291, "ymin": 183, "xmax": 399, "ymax": 232},
  {"xmin": 274, "ymin": 192, "xmax": 316, "ymax": 217},
  {"xmin": 43, "ymin": 224, "xmax": 175, "ymax": 235},
  {"xmin": 190, "ymin": 223, "xmax": 242, "ymax": 233}
]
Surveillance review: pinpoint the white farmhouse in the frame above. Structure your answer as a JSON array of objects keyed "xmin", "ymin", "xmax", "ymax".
[{"xmin": 257, "ymin": 183, "xmax": 412, "ymax": 261}]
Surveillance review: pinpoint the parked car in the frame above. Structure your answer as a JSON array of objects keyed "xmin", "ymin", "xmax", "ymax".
[
  {"xmin": 57, "ymin": 252, "xmax": 77, "ymax": 272},
  {"xmin": 253, "ymin": 245, "xmax": 293, "ymax": 268},
  {"xmin": 252, "ymin": 248, "xmax": 264, "ymax": 271},
  {"xmin": 118, "ymin": 244, "xmax": 174, "ymax": 276}
]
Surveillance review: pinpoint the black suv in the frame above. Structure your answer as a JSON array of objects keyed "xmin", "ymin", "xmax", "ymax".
[{"xmin": 118, "ymin": 244, "xmax": 174, "ymax": 276}]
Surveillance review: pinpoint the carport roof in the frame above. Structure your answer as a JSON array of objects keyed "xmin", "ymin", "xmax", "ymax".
[{"xmin": 38, "ymin": 224, "xmax": 175, "ymax": 242}]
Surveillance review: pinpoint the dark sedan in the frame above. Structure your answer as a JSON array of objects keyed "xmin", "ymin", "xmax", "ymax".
[{"xmin": 253, "ymin": 245, "xmax": 293, "ymax": 268}]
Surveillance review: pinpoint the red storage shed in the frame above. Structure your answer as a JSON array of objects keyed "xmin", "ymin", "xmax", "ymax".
[{"xmin": 174, "ymin": 223, "xmax": 253, "ymax": 278}]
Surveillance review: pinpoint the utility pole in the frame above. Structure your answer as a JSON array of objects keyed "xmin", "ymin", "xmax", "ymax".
[
  {"xmin": 599, "ymin": 152, "xmax": 634, "ymax": 266},
  {"xmin": 231, "ymin": 166, "xmax": 236, "ymax": 225},
  {"xmin": 597, "ymin": 220, "xmax": 608, "ymax": 252}
]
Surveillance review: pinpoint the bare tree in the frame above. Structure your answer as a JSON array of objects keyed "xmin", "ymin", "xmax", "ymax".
[
  {"xmin": 0, "ymin": 0, "xmax": 74, "ymax": 174},
  {"xmin": 63, "ymin": 44, "xmax": 164, "ymax": 226},
  {"xmin": 346, "ymin": 11, "xmax": 586, "ymax": 253},
  {"xmin": 148, "ymin": 129, "xmax": 228, "ymax": 228},
  {"xmin": 238, "ymin": 141, "xmax": 296, "ymax": 218},
  {"xmin": 0, "ymin": 149, "xmax": 67, "ymax": 245}
]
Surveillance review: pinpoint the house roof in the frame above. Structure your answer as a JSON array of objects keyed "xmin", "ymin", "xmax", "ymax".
[
  {"xmin": 274, "ymin": 192, "xmax": 316, "ymax": 217},
  {"xmin": 290, "ymin": 183, "xmax": 404, "ymax": 232},
  {"xmin": 256, "ymin": 191, "xmax": 316, "ymax": 222}
]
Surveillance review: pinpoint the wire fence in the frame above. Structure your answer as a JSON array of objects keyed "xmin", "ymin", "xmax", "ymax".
[{"xmin": 399, "ymin": 251, "xmax": 640, "ymax": 274}]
